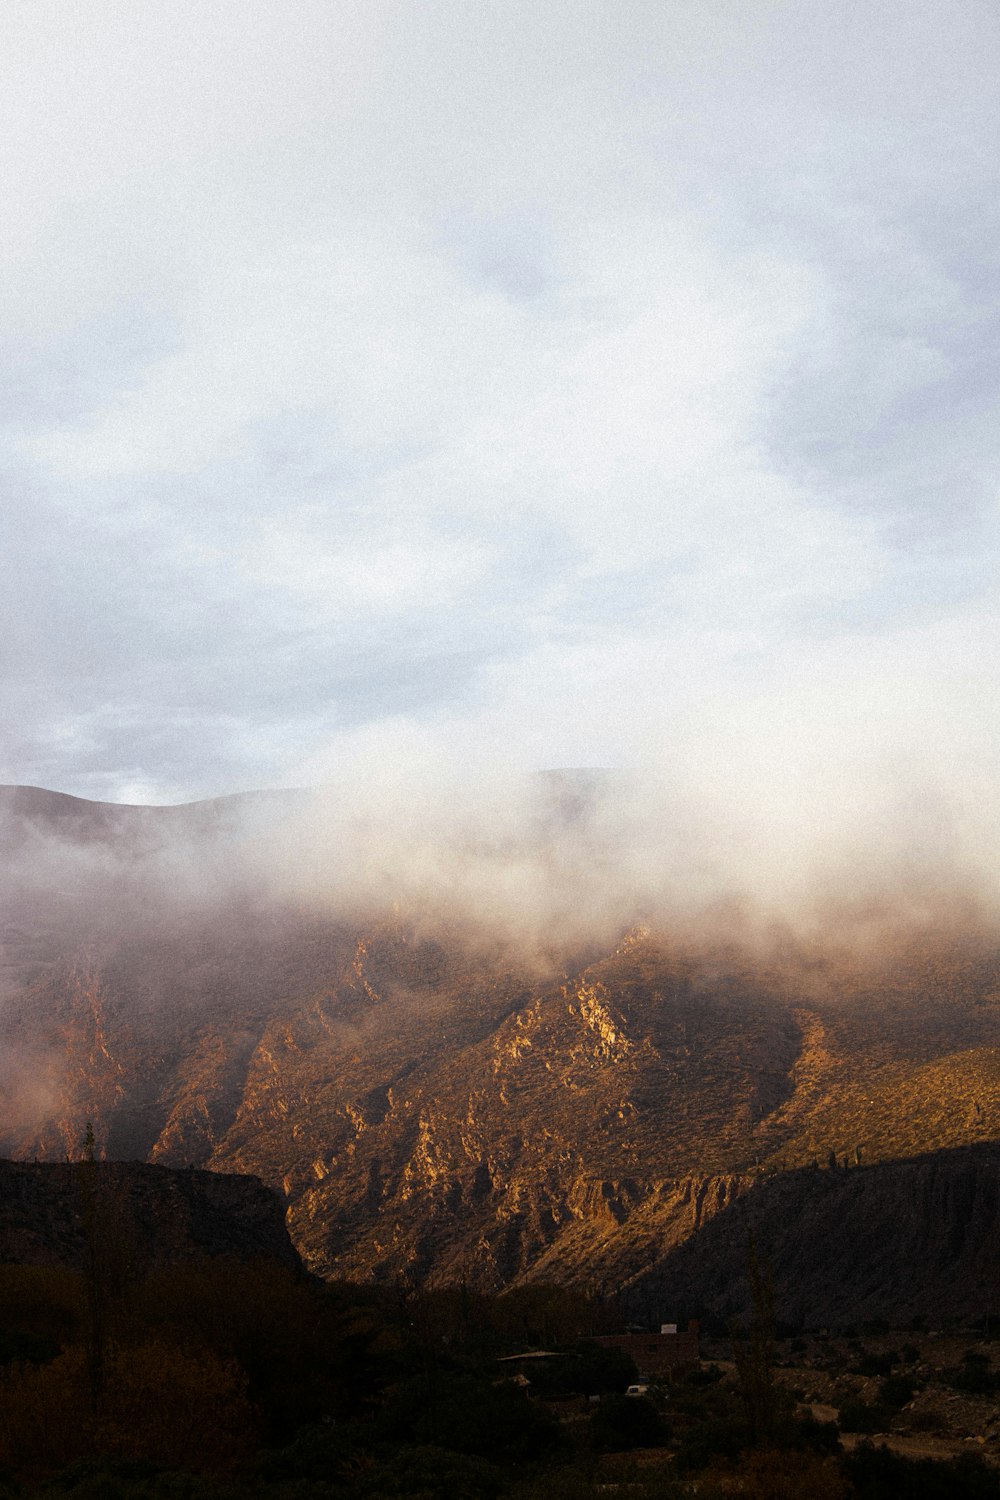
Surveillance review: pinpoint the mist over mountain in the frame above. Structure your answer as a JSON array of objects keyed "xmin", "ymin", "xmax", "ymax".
[{"xmin": 2, "ymin": 774, "xmax": 1000, "ymax": 1309}]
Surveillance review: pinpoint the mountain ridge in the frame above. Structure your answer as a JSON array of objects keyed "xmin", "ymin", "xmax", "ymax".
[{"xmin": 2, "ymin": 781, "xmax": 1000, "ymax": 1303}]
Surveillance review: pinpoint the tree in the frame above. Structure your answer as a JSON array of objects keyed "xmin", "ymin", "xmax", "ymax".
[
  {"xmin": 730, "ymin": 1225, "xmax": 778, "ymax": 1447},
  {"xmin": 76, "ymin": 1123, "xmax": 135, "ymax": 1415}
]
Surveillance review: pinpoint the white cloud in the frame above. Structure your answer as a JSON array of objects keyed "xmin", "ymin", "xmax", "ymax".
[{"xmin": 0, "ymin": 0, "xmax": 998, "ymax": 836}]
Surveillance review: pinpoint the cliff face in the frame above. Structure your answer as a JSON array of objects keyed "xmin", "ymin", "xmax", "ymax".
[
  {"xmin": 4, "ymin": 784, "xmax": 1000, "ymax": 1299},
  {"xmin": 0, "ymin": 1159, "xmax": 300, "ymax": 1275},
  {"xmin": 630, "ymin": 1142, "xmax": 1000, "ymax": 1331},
  {"xmin": 201, "ymin": 929, "xmax": 796, "ymax": 1288}
]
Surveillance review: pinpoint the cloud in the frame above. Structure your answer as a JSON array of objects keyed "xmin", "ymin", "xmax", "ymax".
[{"xmin": 0, "ymin": 0, "xmax": 997, "ymax": 833}]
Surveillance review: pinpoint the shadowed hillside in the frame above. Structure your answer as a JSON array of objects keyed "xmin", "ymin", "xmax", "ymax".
[
  {"xmin": 624, "ymin": 1141, "xmax": 1000, "ymax": 1330},
  {"xmin": 0, "ymin": 1158, "xmax": 300, "ymax": 1275}
]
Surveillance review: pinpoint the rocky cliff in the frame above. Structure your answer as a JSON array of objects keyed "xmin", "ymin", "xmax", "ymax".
[
  {"xmin": 0, "ymin": 1158, "xmax": 300, "ymax": 1275},
  {"xmin": 627, "ymin": 1141, "xmax": 1000, "ymax": 1331}
]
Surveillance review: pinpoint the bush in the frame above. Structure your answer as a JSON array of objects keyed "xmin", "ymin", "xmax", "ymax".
[
  {"xmin": 775, "ymin": 1413, "xmax": 840, "ymax": 1456},
  {"xmin": 0, "ymin": 1267, "xmax": 81, "ymax": 1360},
  {"xmin": 134, "ymin": 1261, "xmax": 366, "ymax": 1440},
  {"xmin": 573, "ymin": 1340, "xmax": 637, "ymax": 1396},
  {"xmin": 0, "ymin": 1339, "xmax": 253, "ymax": 1480},
  {"xmin": 500, "ymin": 1467, "xmax": 605, "ymax": 1500},
  {"xmin": 349, "ymin": 1443, "xmax": 503, "ymax": 1499},
  {"xmin": 27, "ymin": 1461, "xmax": 245, "ymax": 1499},
  {"xmin": 700, "ymin": 1448, "xmax": 850, "ymax": 1499},
  {"xmin": 953, "ymin": 1353, "xmax": 998, "ymax": 1395},
  {"xmin": 907, "ymin": 1409, "xmax": 944, "ymax": 1434},
  {"xmin": 0, "ymin": 1330, "xmax": 61, "ymax": 1368},
  {"xmin": 843, "ymin": 1441, "xmax": 1000, "ymax": 1499},
  {"xmin": 878, "ymin": 1374, "xmax": 917, "ymax": 1409},
  {"xmin": 380, "ymin": 1372, "xmax": 560, "ymax": 1463},
  {"xmin": 837, "ymin": 1400, "xmax": 889, "ymax": 1435},
  {"xmin": 588, "ymin": 1395, "xmax": 670, "ymax": 1453},
  {"xmin": 674, "ymin": 1416, "xmax": 749, "ymax": 1473},
  {"xmin": 257, "ymin": 1418, "xmax": 367, "ymax": 1484},
  {"xmin": 852, "ymin": 1350, "xmax": 896, "ymax": 1378},
  {"xmin": 525, "ymin": 1341, "xmax": 635, "ymax": 1398}
]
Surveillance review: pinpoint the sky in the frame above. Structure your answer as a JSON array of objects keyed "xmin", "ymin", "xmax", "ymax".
[{"xmin": 2, "ymin": 0, "xmax": 999, "ymax": 865}]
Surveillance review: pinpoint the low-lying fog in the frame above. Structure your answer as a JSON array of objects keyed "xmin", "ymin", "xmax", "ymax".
[
  {"xmin": 1, "ymin": 746, "xmax": 997, "ymax": 1150},
  {"xmin": 2, "ymin": 742, "xmax": 998, "ymax": 969}
]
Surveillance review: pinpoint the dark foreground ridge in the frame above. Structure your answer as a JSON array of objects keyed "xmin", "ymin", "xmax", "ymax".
[
  {"xmin": 634, "ymin": 1140, "xmax": 1000, "ymax": 1330},
  {"xmin": 0, "ymin": 1158, "xmax": 300, "ymax": 1274}
]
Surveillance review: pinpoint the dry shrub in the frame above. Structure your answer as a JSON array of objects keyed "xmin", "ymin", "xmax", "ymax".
[
  {"xmin": 132, "ymin": 1259, "xmax": 364, "ymax": 1436},
  {"xmin": 905, "ymin": 1406, "xmax": 945, "ymax": 1433},
  {"xmin": 700, "ymin": 1448, "xmax": 850, "ymax": 1499},
  {"xmin": 0, "ymin": 1264, "xmax": 82, "ymax": 1347},
  {"xmin": 0, "ymin": 1337, "xmax": 253, "ymax": 1479}
]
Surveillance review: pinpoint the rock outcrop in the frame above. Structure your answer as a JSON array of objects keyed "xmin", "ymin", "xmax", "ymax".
[{"xmin": 0, "ymin": 1159, "xmax": 300, "ymax": 1275}]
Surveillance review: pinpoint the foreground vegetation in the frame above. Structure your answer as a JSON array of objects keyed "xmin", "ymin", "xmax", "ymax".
[{"xmin": 0, "ymin": 1258, "xmax": 999, "ymax": 1498}]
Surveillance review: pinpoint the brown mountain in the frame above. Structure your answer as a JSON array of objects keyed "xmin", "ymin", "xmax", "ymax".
[{"xmin": 2, "ymin": 782, "xmax": 1000, "ymax": 1309}]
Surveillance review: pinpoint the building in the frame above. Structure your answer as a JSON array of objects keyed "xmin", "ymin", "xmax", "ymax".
[{"xmin": 594, "ymin": 1320, "xmax": 699, "ymax": 1377}]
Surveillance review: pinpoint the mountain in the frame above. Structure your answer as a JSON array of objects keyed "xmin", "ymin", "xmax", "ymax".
[
  {"xmin": 2, "ymin": 781, "xmax": 1000, "ymax": 1310},
  {"xmin": 629, "ymin": 1141, "xmax": 1000, "ymax": 1331}
]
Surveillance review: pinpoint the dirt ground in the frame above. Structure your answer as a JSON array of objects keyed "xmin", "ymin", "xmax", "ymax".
[{"xmin": 698, "ymin": 1330, "xmax": 1000, "ymax": 1466}]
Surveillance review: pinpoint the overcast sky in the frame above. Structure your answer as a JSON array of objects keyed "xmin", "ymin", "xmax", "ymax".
[{"xmin": 2, "ymin": 1, "xmax": 999, "ymax": 825}]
